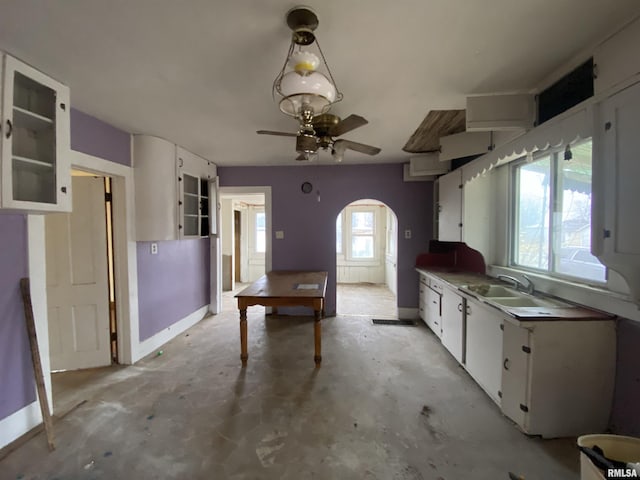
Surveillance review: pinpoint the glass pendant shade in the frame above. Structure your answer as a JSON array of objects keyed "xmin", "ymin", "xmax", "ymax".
[{"xmin": 278, "ymin": 70, "xmax": 337, "ymax": 117}]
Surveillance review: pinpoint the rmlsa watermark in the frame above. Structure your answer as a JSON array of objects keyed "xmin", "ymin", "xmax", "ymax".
[{"xmin": 607, "ymin": 468, "xmax": 639, "ymax": 479}]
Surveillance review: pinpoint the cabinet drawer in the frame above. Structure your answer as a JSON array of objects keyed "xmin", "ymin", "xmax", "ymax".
[{"xmin": 430, "ymin": 280, "xmax": 444, "ymax": 294}]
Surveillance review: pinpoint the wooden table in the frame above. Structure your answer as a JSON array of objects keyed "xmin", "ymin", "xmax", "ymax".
[{"xmin": 235, "ymin": 271, "xmax": 328, "ymax": 367}]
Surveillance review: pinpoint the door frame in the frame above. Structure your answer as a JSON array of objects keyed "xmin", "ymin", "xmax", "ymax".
[
  {"xmin": 218, "ymin": 186, "xmax": 272, "ymax": 300},
  {"xmin": 29, "ymin": 150, "xmax": 138, "ymax": 411}
]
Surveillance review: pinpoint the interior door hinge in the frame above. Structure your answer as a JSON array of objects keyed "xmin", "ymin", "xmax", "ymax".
[
  {"xmin": 522, "ymin": 346, "xmax": 531, "ymax": 354},
  {"xmin": 105, "ymin": 192, "xmax": 113, "ymax": 202},
  {"xmin": 110, "ymin": 332, "xmax": 117, "ymax": 342}
]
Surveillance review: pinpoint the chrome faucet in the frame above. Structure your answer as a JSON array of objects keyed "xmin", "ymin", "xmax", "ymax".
[
  {"xmin": 521, "ymin": 274, "xmax": 535, "ymax": 295},
  {"xmin": 498, "ymin": 274, "xmax": 535, "ymax": 295}
]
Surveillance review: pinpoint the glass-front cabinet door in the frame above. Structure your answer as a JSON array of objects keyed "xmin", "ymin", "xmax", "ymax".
[{"xmin": 1, "ymin": 54, "xmax": 71, "ymax": 211}]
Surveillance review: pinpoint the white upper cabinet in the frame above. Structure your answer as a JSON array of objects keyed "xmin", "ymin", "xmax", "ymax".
[
  {"xmin": 594, "ymin": 16, "xmax": 640, "ymax": 95},
  {"xmin": 437, "ymin": 169, "xmax": 463, "ymax": 241},
  {"xmin": 0, "ymin": 54, "xmax": 71, "ymax": 212},
  {"xmin": 466, "ymin": 94, "xmax": 535, "ymax": 132},
  {"xmin": 134, "ymin": 135, "xmax": 216, "ymax": 241},
  {"xmin": 176, "ymin": 146, "xmax": 216, "ymax": 239},
  {"xmin": 593, "ymin": 80, "xmax": 640, "ymax": 302}
]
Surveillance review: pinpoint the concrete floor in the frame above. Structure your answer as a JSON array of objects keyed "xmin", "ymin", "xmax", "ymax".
[
  {"xmin": 337, "ymin": 283, "xmax": 398, "ymax": 318},
  {"xmin": 0, "ymin": 284, "xmax": 579, "ymax": 479}
]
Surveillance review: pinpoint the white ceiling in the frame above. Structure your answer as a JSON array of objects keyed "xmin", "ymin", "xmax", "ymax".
[{"xmin": 1, "ymin": 1, "xmax": 638, "ymax": 167}]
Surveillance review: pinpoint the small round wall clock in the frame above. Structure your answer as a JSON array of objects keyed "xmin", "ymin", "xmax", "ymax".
[{"xmin": 301, "ymin": 181, "xmax": 313, "ymax": 194}]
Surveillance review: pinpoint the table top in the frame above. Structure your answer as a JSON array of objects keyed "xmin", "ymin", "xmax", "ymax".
[{"xmin": 235, "ymin": 271, "xmax": 328, "ymax": 299}]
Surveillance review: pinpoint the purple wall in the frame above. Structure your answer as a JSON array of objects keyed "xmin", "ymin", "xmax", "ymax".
[
  {"xmin": 70, "ymin": 108, "xmax": 131, "ymax": 166},
  {"xmin": 137, "ymin": 239, "xmax": 210, "ymax": 341},
  {"xmin": 0, "ymin": 108, "xmax": 131, "ymax": 424},
  {"xmin": 0, "ymin": 215, "xmax": 35, "ymax": 419},
  {"xmin": 218, "ymin": 164, "xmax": 434, "ymax": 315},
  {"xmin": 610, "ymin": 318, "xmax": 640, "ymax": 436}
]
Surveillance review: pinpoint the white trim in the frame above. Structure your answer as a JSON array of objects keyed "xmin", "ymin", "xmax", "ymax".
[
  {"xmin": 27, "ymin": 215, "xmax": 53, "ymax": 412},
  {"xmin": 68, "ymin": 149, "xmax": 139, "ymax": 365},
  {"xmin": 398, "ymin": 307, "xmax": 419, "ymax": 320},
  {"xmin": 134, "ymin": 306, "xmax": 209, "ymax": 361},
  {"xmin": 0, "ymin": 402, "xmax": 41, "ymax": 450},
  {"xmin": 218, "ymin": 187, "xmax": 272, "ymax": 273}
]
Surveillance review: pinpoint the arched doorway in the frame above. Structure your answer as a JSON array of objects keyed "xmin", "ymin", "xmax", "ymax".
[{"xmin": 336, "ymin": 199, "xmax": 398, "ymax": 318}]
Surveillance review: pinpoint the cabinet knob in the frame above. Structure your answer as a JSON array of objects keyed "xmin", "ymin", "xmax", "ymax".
[
  {"xmin": 61, "ymin": 186, "xmax": 67, "ymax": 194},
  {"xmin": 5, "ymin": 119, "xmax": 12, "ymax": 139},
  {"xmin": 60, "ymin": 102, "xmax": 66, "ymax": 111},
  {"xmin": 503, "ymin": 358, "xmax": 510, "ymax": 371},
  {"xmin": 457, "ymin": 303, "xmax": 463, "ymax": 312}
]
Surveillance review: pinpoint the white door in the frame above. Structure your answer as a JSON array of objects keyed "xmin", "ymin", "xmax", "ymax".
[
  {"xmin": 500, "ymin": 322, "xmax": 530, "ymax": 429},
  {"xmin": 441, "ymin": 287, "xmax": 464, "ymax": 363},
  {"xmin": 465, "ymin": 302, "xmax": 503, "ymax": 404},
  {"xmin": 46, "ymin": 176, "xmax": 111, "ymax": 370}
]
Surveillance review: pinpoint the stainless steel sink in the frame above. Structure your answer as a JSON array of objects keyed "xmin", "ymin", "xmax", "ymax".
[{"xmin": 490, "ymin": 295, "xmax": 570, "ymax": 308}]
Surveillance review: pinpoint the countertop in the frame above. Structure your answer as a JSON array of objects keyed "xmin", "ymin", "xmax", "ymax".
[{"xmin": 416, "ymin": 267, "xmax": 615, "ymax": 322}]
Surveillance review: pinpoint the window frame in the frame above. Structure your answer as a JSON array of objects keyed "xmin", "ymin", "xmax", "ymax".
[
  {"xmin": 509, "ymin": 139, "xmax": 606, "ymax": 284},
  {"xmin": 336, "ymin": 205, "xmax": 382, "ymax": 265},
  {"xmin": 250, "ymin": 206, "xmax": 266, "ymax": 256},
  {"xmin": 349, "ymin": 208, "xmax": 376, "ymax": 260}
]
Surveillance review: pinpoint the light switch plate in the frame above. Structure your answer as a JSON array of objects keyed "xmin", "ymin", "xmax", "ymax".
[
  {"xmin": 151, "ymin": 243, "xmax": 158, "ymax": 254},
  {"xmin": 404, "ymin": 230, "xmax": 412, "ymax": 239},
  {"xmin": 275, "ymin": 231, "xmax": 285, "ymax": 239}
]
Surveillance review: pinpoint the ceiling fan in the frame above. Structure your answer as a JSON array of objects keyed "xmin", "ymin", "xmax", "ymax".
[
  {"xmin": 257, "ymin": 113, "xmax": 381, "ymax": 162},
  {"xmin": 259, "ymin": 6, "xmax": 381, "ymax": 162}
]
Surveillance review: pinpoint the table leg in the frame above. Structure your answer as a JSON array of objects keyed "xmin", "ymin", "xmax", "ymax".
[
  {"xmin": 240, "ymin": 308, "xmax": 248, "ymax": 367},
  {"xmin": 314, "ymin": 309, "xmax": 322, "ymax": 366}
]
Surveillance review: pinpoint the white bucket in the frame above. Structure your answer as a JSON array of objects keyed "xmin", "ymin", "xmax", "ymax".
[{"xmin": 577, "ymin": 434, "xmax": 640, "ymax": 480}]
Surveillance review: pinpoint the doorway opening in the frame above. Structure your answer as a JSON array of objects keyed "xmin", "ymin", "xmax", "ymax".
[
  {"xmin": 336, "ymin": 199, "xmax": 398, "ymax": 318},
  {"xmin": 45, "ymin": 170, "xmax": 120, "ymax": 414},
  {"xmin": 219, "ymin": 191, "xmax": 267, "ymax": 312}
]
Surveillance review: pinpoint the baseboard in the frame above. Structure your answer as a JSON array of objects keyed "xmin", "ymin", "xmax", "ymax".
[
  {"xmin": 134, "ymin": 306, "xmax": 209, "ymax": 362},
  {"xmin": 0, "ymin": 402, "xmax": 41, "ymax": 451},
  {"xmin": 398, "ymin": 307, "xmax": 419, "ymax": 320}
]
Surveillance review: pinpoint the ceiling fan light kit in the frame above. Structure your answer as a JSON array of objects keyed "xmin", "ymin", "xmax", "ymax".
[{"xmin": 259, "ymin": 6, "xmax": 381, "ymax": 162}]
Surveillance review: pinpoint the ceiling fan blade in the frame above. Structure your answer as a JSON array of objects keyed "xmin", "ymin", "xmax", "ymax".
[
  {"xmin": 329, "ymin": 114, "xmax": 368, "ymax": 137},
  {"xmin": 256, "ymin": 130, "xmax": 298, "ymax": 137},
  {"xmin": 334, "ymin": 139, "xmax": 381, "ymax": 156}
]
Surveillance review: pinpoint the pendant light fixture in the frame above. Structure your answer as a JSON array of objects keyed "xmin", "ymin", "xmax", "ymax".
[{"xmin": 273, "ymin": 6, "xmax": 343, "ymax": 123}]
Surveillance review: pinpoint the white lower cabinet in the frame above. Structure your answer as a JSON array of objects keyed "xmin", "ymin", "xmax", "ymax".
[
  {"xmin": 501, "ymin": 320, "xmax": 616, "ymax": 438},
  {"xmin": 418, "ymin": 276, "xmax": 428, "ymax": 323},
  {"xmin": 464, "ymin": 301, "xmax": 503, "ymax": 404},
  {"xmin": 441, "ymin": 287, "xmax": 465, "ymax": 363},
  {"xmin": 425, "ymin": 287, "xmax": 442, "ymax": 337},
  {"xmin": 416, "ymin": 270, "xmax": 617, "ymax": 438}
]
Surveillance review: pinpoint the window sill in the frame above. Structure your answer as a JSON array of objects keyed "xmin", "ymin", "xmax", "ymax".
[{"xmin": 488, "ymin": 265, "xmax": 640, "ymax": 321}]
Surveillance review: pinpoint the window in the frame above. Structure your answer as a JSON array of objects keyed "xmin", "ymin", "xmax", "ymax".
[
  {"xmin": 512, "ymin": 139, "xmax": 606, "ymax": 283},
  {"xmin": 351, "ymin": 211, "xmax": 375, "ymax": 259},
  {"xmin": 255, "ymin": 211, "xmax": 266, "ymax": 253}
]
